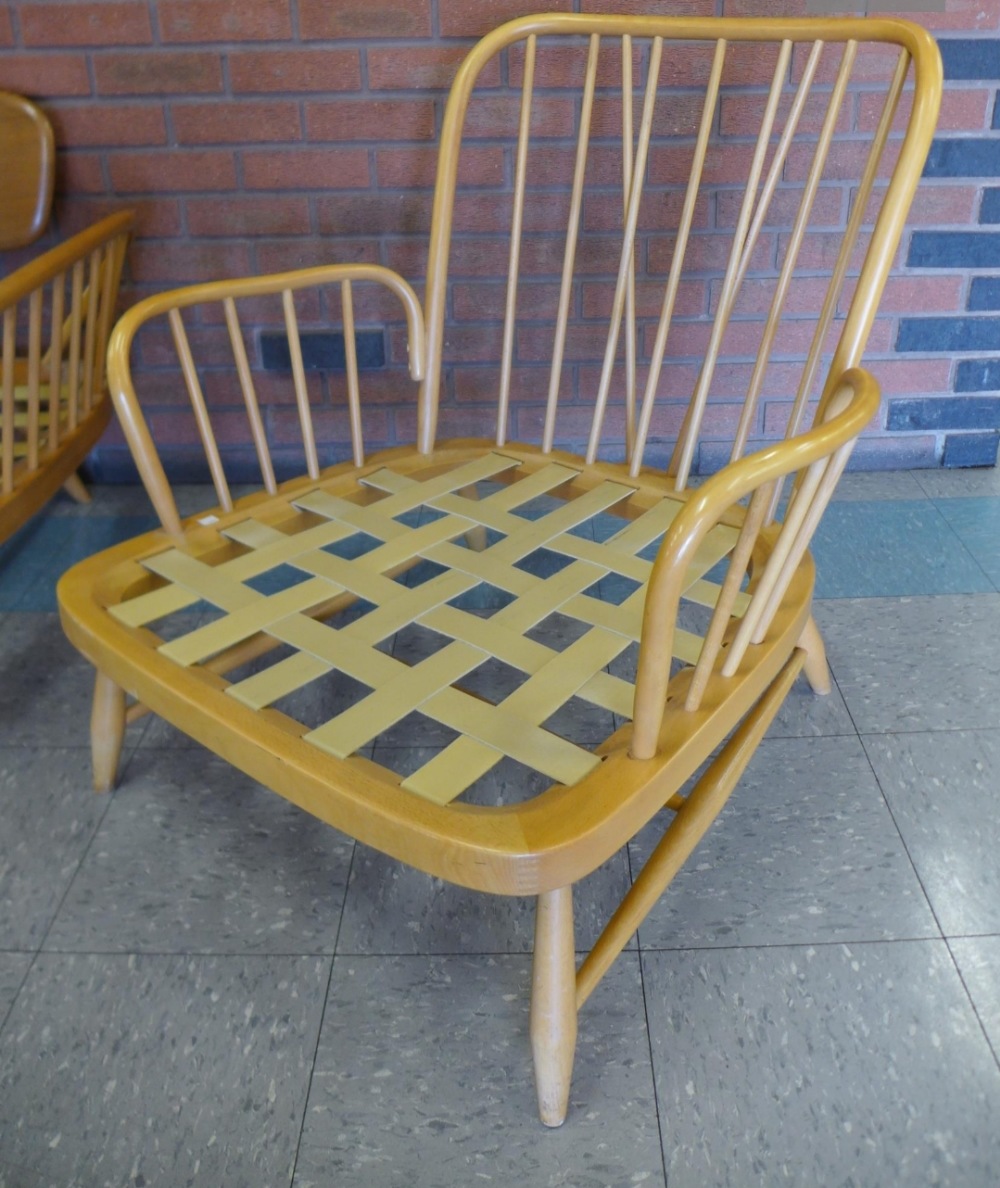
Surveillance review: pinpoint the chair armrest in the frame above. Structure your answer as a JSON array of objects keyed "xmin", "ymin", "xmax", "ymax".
[
  {"xmin": 106, "ymin": 263, "xmax": 426, "ymax": 536},
  {"xmin": 631, "ymin": 367, "xmax": 881, "ymax": 758}
]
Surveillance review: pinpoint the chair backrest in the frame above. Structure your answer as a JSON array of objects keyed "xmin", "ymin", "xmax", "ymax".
[
  {"xmin": 416, "ymin": 14, "xmax": 940, "ymax": 483},
  {"xmin": 105, "ymin": 14, "xmax": 939, "ymax": 540},
  {"xmin": 0, "ymin": 210, "xmax": 133, "ymax": 498},
  {"xmin": 0, "ymin": 92, "xmax": 55, "ymax": 251}
]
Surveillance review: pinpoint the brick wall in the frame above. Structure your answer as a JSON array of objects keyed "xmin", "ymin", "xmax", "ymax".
[{"xmin": 1, "ymin": 0, "xmax": 998, "ymax": 477}]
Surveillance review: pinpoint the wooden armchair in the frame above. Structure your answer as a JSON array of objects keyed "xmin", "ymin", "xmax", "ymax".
[
  {"xmin": 58, "ymin": 15, "xmax": 939, "ymax": 1126},
  {"xmin": 0, "ymin": 92, "xmax": 133, "ymax": 543}
]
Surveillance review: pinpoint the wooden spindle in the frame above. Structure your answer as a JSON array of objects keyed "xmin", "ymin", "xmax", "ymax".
[
  {"xmin": 224, "ymin": 296, "xmax": 276, "ymax": 494},
  {"xmin": 282, "ymin": 288, "xmax": 320, "ymax": 481},
  {"xmin": 341, "ymin": 280, "xmax": 365, "ymax": 467}
]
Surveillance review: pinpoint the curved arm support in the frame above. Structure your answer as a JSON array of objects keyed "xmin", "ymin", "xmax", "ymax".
[
  {"xmin": 630, "ymin": 367, "xmax": 880, "ymax": 759},
  {"xmin": 106, "ymin": 262, "xmax": 426, "ymax": 537}
]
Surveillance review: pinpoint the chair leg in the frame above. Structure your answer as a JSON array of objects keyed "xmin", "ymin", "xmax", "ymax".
[
  {"xmin": 530, "ymin": 885, "xmax": 577, "ymax": 1128},
  {"xmin": 91, "ymin": 670, "xmax": 126, "ymax": 792},
  {"xmin": 63, "ymin": 472, "xmax": 91, "ymax": 504},
  {"xmin": 798, "ymin": 614, "xmax": 831, "ymax": 695}
]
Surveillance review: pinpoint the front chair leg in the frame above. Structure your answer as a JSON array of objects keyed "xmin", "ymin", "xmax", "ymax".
[
  {"xmin": 530, "ymin": 885, "xmax": 577, "ymax": 1127},
  {"xmin": 91, "ymin": 670, "xmax": 126, "ymax": 792},
  {"xmin": 798, "ymin": 613, "xmax": 831, "ymax": 695}
]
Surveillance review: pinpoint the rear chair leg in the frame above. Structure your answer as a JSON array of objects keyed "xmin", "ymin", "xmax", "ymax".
[
  {"xmin": 91, "ymin": 670, "xmax": 126, "ymax": 792},
  {"xmin": 62, "ymin": 472, "xmax": 91, "ymax": 504},
  {"xmin": 798, "ymin": 614, "xmax": 831, "ymax": 695},
  {"xmin": 530, "ymin": 885, "xmax": 577, "ymax": 1127}
]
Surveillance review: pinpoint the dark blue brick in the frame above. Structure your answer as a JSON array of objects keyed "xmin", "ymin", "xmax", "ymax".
[
  {"xmin": 969, "ymin": 278, "xmax": 1000, "ymax": 310},
  {"xmin": 994, "ymin": 93, "xmax": 1000, "ymax": 129},
  {"xmin": 908, "ymin": 232, "xmax": 1000, "ymax": 267},
  {"xmin": 923, "ymin": 140, "xmax": 1000, "ymax": 179},
  {"xmin": 943, "ymin": 432, "xmax": 1000, "ymax": 468},
  {"xmin": 980, "ymin": 188, "xmax": 1000, "ymax": 224},
  {"xmin": 888, "ymin": 397, "xmax": 1000, "ymax": 431},
  {"xmin": 937, "ymin": 40, "xmax": 1000, "ymax": 81},
  {"xmin": 260, "ymin": 330, "xmax": 384, "ymax": 371},
  {"xmin": 896, "ymin": 317, "xmax": 1000, "ymax": 353},
  {"xmin": 955, "ymin": 359, "xmax": 1000, "ymax": 392}
]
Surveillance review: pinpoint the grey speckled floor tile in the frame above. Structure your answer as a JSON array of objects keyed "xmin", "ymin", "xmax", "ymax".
[
  {"xmin": 933, "ymin": 497, "xmax": 1000, "ymax": 589},
  {"xmin": 644, "ymin": 941, "xmax": 1000, "ymax": 1188},
  {"xmin": 293, "ymin": 953, "xmax": 664, "ymax": 1188},
  {"xmin": 631, "ymin": 736, "xmax": 937, "ymax": 949},
  {"xmin": 950, "ymin": 936, "xmax": 1000, "ymax": 1058},
  {"xmin": 864, "ymin": 729, "xmax": 1000, "ymax": 936},
  {"xmin": 810, "ymin": 501, "xmax": 993, "ymax": 598},
  {"xmin": 45, "ymin": 748, "xmax": 354, "ymax": 955},
  {"xmin": 915, "ymin": 467, "xmax": 1000, "ymax": 499},
  {"xmin": 0, "ymin": 612, "xmax": 134, "ymax": 748},
  {"xmin": 817, "ymin": 594, "xmax": 1000, "ymax": 733},
  {"xmin": 0, "ymin": 952, "xmax": 329, "ymax": 1188},
  {"xmin": 0, "ymin": 953, "xmax": 31, "ymax": 1025},
  {"xmin": 0, "ymin": 748, "xmax": 111, "ymax": 949},
  {"xmin": 830, "ymin": 469, "xmax": 929, "ymax": 501},
  {"xmin": 337, "ymin": 842, "xmax": 632, "ymax": 955},
  {"xmin": 767, "ymin": 669, "xmax": 856, "ymax": 738}
]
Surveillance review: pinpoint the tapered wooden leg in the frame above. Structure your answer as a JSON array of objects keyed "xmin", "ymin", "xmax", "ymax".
[
  {"xmin": 530, "ymin": 885, "xmax": 577, "ymax": 1127},
  {"xmin": 91, "ymin": 670, "xmax": 126, "ymax": 792},
  {"xmin": 63, "ymin": 472, "xmax": 91, "ymax": 504},
  {"xmin": 798, "ymin": 614, "xmax": 831, "ymax": 695}
]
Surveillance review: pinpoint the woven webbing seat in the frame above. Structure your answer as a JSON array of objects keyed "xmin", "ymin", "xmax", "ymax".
[{"xmin": 58, "ymin": 14, "xmax": 940, "ymax": 1126}]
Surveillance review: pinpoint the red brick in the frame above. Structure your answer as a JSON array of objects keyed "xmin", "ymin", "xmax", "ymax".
[
  {"xmin": 228, "ymin": 48, "xmax": 361, "ymax": 93},
  {"xmin": 583, "ymin": 191, "xmax": 712, "ymax": 234},
  {"xmin": 438, "ymin": 0, "xmax": 571, "ymax": 39},
  {"xmin": 792, "ymin": 39, "xmax": 902, "ymax": 87},
  {"xmin": 46, "ymin": 103, "xmax": 167, "ymax": 147},
  {"xmin": 54, "ymin": 197, "xmax": 182, "ymax": 238},
  {"xmin": 585, "ymin": 0, "xmax": 713, "ymax": 14},
  {"xmin": 252, "ymin": 239, "xmax": 379, "ymax": 274},
  {"xmin": 394, "ymin": 404, "xmax": 496, "ymax": 443},
  {"xmin": 519, "ymin": 234, "xmax": 626, "ymax": 277},
  {"xmin": 375, "ymin": 145, "xmax": 504, "ymax": 188},
  {"xmin": 0, "ymin": 54, "xmax": 91, "ymax": 96},
  {"xmin": 589, "ymin": 94, "xmax": 705, "ymax": 141},
  {"xmin": 716, "ymin": 187, "xmax": 846, "ymax": 231},
  {"xmin": 109, "ymin": 150, "xmax": 237, "ymax": 192},
  {"xmin": 649, "ymin": 142, "xmax": 764, "ymax": 188},
  {"xmin": 316, "ymin": 194, "xmax": 432, "ymax": 237},
  {"xmin": 452, "ymin": 191, "xmax": 571, "ymax": 234},
  {"xmin": 582, "ymin": 278, "xmax": 707, "ymax": 320},
  {"xmin": 462, "ymin": 95, "xmax": 575, "ymax": 139},
  {"xmin": 20, "ymin": 2, "xmax": 152, "ymax": 46},
  {"xmin": 508, "ymin": 39, "xmax": 638, "ymax": 89},
  {"xmin": 368, "ymin": 46, "xmax": 499, "ymax": 91},
  {"xmin": 720, "ymin": 90, "xmax": 852, "ymax": 139},
  {"xmin": 709, "ymin": 276, "xmax": 832, "ymax": 318},
  {"xmin": 193, "ymin": 290, "xmax": 322, "ymax": 327},
  {"xmin": 452, "ymin": 280, "xmax": 561, "ymax": 321},
  {"xmin": 856, "ymin": 184, "xmax": 978, "ymax": 229},
  {"xmin": 242, "ymin": 148, "xmax": 369, "ymax": 190},
  {"xmin": 271, "ymin": 406, "xmax": 389, "ymax": 447},
  {"xmin": 130, "ymin": 242, "xmax": 252, "ymax": 283},
  {"xmin": 57, "ymin": 152, "xmax": 106, "ymax": 193},
  {"xmin": 865, "ymin": 359, "xmax": 954, "ymax": 397},
  {"xmin": 0, "ymin": 8, "xmax": 12, "ymax": 45},
  {"xmin": 94, "ymin": 51, "xmax": 223, "ymax": 95},
  {"xmin": 648, "ymin": 232, "xmax": 775, "ymax": 275},
  {"xmin": 137, "ymin": 322, "xmax": 241, "ymax": 366},
  {"xmin": 305, "ymin": 99, "xmax": 436, "ymax": 142},
  {"xmin": 860, "ymin": 87, "xmax": 989, "ymax": 135},
  {"xmin": 158, "ymin": 0, "xmax": 293, "ymax": 42},
  {"xmin": 172, "ymin": 101, "xmax": 301, "ymax": 145},
  {"xmin": 299, "ymin": 0, "xmax": 431, "ymax": 39},
  {"xmin": 186, "ymin": 195, "xmax": 312, "ymax": 236},
  {"xmin": 849, "ymin": 275, "xmax": 965, "ymax": 318}
]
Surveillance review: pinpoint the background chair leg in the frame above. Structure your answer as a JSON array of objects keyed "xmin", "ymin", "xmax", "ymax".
[
  {"xmin": 798, "ymin": 614, "xmax": 831, "ymax": 695},
  {"xmin": 91, "ymin": 670, "xmax": 125, "ymax": 792},
  {"xmin": 530, "ymin": 885, "xmax": 577, "ymax": 1127},
  {"xmin": 62, "ymin": 472, "xmax": 91, "ymax": 504}
]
